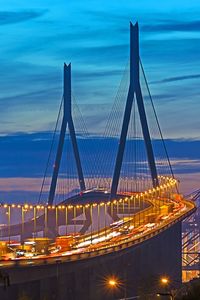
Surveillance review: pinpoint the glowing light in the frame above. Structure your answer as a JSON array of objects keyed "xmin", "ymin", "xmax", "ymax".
[
  {"xmin": 107, "ymin": 278, "xmax": 119, "ymax": 288},
  {"xmin": 160, "ymin": 277, "xmax": 169, "ymax": 285},
  {"xmin": 109, "ymin": 280, "xmax": 116, "ymax": 286},
  {"xmin": 0, "ymin": 177, "xmax": 182, "ymax": 225}
]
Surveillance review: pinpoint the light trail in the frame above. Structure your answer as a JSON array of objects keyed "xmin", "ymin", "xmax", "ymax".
[{"xmin": 0, "ymin": 177, "xmax": 196, "ymax": 268}]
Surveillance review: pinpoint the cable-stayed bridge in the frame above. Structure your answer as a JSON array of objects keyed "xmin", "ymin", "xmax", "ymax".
[{"xmin": 0, "ymin": 23, "xmax": 196, "ymax": 300}]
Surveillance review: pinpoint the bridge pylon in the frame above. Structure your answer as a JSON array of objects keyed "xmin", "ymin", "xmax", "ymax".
[
  {"xmin": 48, "ymin": 63, "xmax": 86, "ymax": 205},
  {"xmin": 110, "ymin": 22, "xmax": 158, "ymax": 197}
]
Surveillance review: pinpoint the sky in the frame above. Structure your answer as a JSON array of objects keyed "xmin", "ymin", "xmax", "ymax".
[{"xmin": 0, "ymin": 0, "xmax": 200, "ymax": 201}]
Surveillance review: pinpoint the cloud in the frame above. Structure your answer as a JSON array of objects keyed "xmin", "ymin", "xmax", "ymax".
[
  {"xmin": 75, "ymin": 69, "xmax": 123, "ymax": 81},
  {"xmin": 0, "ymin": 10, "xmax": 47, "ymax": 26},
  {"xmin": 151, "ymin": 74, "xmax": 200, "ymax": 84},
  {"xmin": 1, "ymin": 133, "xmax": 200, "ymax": 199},
  {"xmin": 0, "ymin": 88, "xmax": 58, "ymax": 108},
  {"xmin": 0, "ymin": 177, "xmax": 45, "ymax": 192},
  {"xmin": 142, "ymin": 20, "xmax": 200, "ymax": 32},
  {"xmin": 177, "ymin": 172, "xmax": 200, "ymax": 195},
  {"xmin": 169, "ymin": 158, "xmax": 200, "ymax": 166}
]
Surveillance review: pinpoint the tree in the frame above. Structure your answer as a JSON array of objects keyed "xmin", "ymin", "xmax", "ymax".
[{"xmin": 176, "ymin": 279, "xmax": 200, "ymax": 300}]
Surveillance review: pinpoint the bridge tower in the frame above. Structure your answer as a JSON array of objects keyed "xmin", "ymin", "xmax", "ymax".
[
  {"xmin": 110, "ymin": 22, "xmax": 158, "ymax": 197},
  {"xmin": 48, "ymin": 63, "xmax": 86, "ymax": 205}
]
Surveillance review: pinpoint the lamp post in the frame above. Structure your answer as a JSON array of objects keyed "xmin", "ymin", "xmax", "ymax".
[
  {"xmin": 107, "ymin": 275, "xmax": 129, "ymax": 300},
  {"xmin": 107, "ymin": 277, "xmax": 119, "ymax": 300},
  {"xmin": 157, "ymin": 277, "xmax": 174, "ymax": 300}
]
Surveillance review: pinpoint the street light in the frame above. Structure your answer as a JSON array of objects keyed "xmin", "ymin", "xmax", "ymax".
[
  {"xmin": 161, "ymin": 277, "xmax": 169, "ymax": 285},
  {"xmin": 108, "ymin": 279, "xmax": 118, "ymax": 287},
  {"xmin": 106, "ymin": 277, "xmax": 120, "ymax": 300},
  {"xmin": 107, "ymin": 276, "xmax": 120, "ymax": 288},
  {"xmin": 158, "ymin": 276, "xmax": 173, "ymax": 300}
]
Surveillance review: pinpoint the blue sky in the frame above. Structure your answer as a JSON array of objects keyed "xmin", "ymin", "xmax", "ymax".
[
  {"xmin": 0, "ymin": 0, "xmax": 200, "ymax": 138},
  {"xmin": 0, "ymin": 0, "xmax": 200, "ymax": 200}
]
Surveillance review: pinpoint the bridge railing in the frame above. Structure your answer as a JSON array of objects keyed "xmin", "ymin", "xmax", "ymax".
[
  {"xmin": 0, "ymin": 195, "xmax": 195, "ymax": 268},
  {"xmin": 0, "ymin": 177, "xmax": 182, "ymax": 242},
  {"xmin": 0, "ymin": 176, "xmax": 196, "ymax": 265}
]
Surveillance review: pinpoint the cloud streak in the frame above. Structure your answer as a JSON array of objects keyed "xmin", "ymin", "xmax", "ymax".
[
  {"xmin": 151, "ymin": 74, "xmax": 200, "ymax": 84},
  {"xmin": 0, "ymin": 10, "xmax": 47, "ymax": 26},
  {"xmin": 142, "ymin": 20, "xmax": 200, "ymax": 32}
]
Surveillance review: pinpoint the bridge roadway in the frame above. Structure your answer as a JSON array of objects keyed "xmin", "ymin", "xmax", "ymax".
[
  {"xmin": 0, "ymin": 181, "xmax": 196, "ymax": 268},
  {"xmin": 0, "ymin": 177, "xmax": 196, "ymax": 300}
]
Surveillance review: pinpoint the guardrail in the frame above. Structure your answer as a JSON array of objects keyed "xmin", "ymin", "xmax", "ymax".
[{"xmin": 0, "ymin": 193, "xmax": 195, "ymax": 269}]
